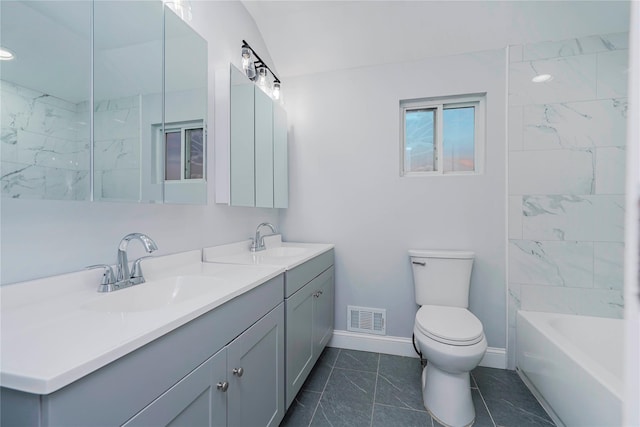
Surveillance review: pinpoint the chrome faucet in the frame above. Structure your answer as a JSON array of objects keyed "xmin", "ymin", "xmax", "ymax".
[
  {"xmin": 87, "ymin": 233, "xmax": 158, "ymax": 292},
  {"xmin": 116, "ymin": 233, "xmax": 158, "ymax": 283},
  {"xmin": 250, "ymin": 222, "xmax": 278, "ymax": 252}
]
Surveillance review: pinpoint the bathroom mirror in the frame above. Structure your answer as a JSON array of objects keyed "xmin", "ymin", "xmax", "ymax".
[
  {"xmin": 161, "ymin": 6, "xmax": 208, "ymax": 204},
  {"xmin": 229, "ymin": 64, "xmax": 288, "ymax": 208},
  {"xmin": 93, "ymin": 1, "xmax": 164, "ymax": 203},
  {"xmin": 0, "ymin": 1, "xmax": 208, "ymax": 204},
  {"xmin": 0, "ymin": 1, "xmax": 92, "ymax": 200}
]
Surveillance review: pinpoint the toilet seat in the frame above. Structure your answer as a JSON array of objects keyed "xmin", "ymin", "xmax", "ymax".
[{"xmin": 415, "ymin": 305, "xmax": 484, "ymax": 346}]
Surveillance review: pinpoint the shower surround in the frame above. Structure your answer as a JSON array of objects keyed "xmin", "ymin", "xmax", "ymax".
[
  {"xmin": 507, "ymin": 32, "xmax": 629, "ymax": 368},
  {"xmin": 0, "ymin": 80, "xmax": 141, "ymax": 201}
]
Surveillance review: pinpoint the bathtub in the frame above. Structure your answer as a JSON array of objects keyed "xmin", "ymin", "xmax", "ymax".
[{"xmin": 516, "ymin": 311, "xmax": 623, "ymax": 427}]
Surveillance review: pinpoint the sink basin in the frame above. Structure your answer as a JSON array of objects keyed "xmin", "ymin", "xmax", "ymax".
[
  {"xmin": 82, "ymin": 276, "xmax": 220, "ymax": 313},
  {"xmin": 261, "ymin": 246, "xmax": 307, "ymax": 258},
  {"xmin": 202, "ymin": 239, "xmax": 334, "ymax": 270}
]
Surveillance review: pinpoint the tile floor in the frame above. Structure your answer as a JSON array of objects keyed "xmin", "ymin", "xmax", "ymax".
[{"xmin": 280, "ymin": 347, "xmax": 555, "ymax": 427}]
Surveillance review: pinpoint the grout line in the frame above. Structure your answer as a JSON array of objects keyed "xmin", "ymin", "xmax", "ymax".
[
  {"xmin": 473, "ymin": 373, "xmax": 498, "ymax": 427},
  {"xmin": 307, "ymin": 348, "xmax": 340, "ymax": 427},
  {"xmin": 369, "ymin": 353, "xmax": 381, "ymax": 427}
]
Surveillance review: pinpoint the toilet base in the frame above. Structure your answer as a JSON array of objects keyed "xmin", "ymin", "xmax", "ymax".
[{"xmin": 422, "ymin": 362, "xmax": 475, "ymax": 427}]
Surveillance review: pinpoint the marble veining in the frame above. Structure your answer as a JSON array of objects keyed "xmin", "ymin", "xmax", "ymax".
[
  {"xmin": 1, "ymin": 80, "xmax": 141, "ymax": 200},
  {"xmin": 282, "ymin": 348, "xmax": 555, "ymax": 427},
  {"xmin": 1, "ymin": 80, "xmax": 89, "ymax": 200},
  {"xmin": 507, "ymin": 31, "xmax": 629, "ymax": 368}
]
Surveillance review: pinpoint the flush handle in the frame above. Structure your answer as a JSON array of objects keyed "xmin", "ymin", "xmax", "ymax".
[
  {"xmin": 216, "ymin": 381, "xmax": 229, "ymax": 392},
  {"xmin": 232, "ymin": 367, "xmax": 244, "ymax": 377},
  {"xmin": 412, "ymin": 261, "xmax": 426, "ymax": 266}
]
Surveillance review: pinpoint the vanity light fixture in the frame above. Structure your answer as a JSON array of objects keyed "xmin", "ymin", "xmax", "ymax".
[
  {"xmin": 272, "ymin": 82, "xmax": 281, "ymax": 100},
  {"xmin": 241, "ymin": 40, "xmax": 282, "ymax": 101},
  {"xmin": 241, "ymin": 47, "xmax": 256, "ymax": 80},
  {"xmin": 256, "ymin": 67, "xmax": 269, "ymax": 92},
  {"xmin": 532, "ymin": 73, "xmax": 553, "ymax": 83},
  {"xmin": 0, "ymin": 47, "xmax": 15, "ymax": 61}
]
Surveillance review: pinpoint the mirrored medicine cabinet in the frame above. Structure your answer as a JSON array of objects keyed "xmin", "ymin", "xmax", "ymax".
[
  {"xmin": 230, "ymin": 64, "xmax": 288, "ymax": 208},
  {"xmin": 0, "ymin": 1, "xmax": 207, "ymax": 204}
]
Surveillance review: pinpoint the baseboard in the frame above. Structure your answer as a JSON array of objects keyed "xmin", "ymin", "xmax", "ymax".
[{"xmin": 328, "ymin": 329, "xmax": 507, "ymax": 369}]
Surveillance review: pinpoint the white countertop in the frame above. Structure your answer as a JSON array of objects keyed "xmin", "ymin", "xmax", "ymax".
[
  {"xmin": 0, "ymin": 250, "xmax": 284, "ymax": 395},
  {"xmin": 202, "ymin": 237, "xmax": 334, "ymax": 270}
]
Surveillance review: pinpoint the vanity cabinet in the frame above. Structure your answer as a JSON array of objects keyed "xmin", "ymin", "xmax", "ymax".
[
  {"xmin": 1, "ymin": 275, "xmax": 285, "ymax": 427},
  {"xmin": 228, "ymin": 65, "xmax": 288, "ymax": 208},
  {"xmin": 125, "ymin": 303, "xmax": 284, "ymax": 427},
  {"xmin": 284, "ymin": 250, "xmax": 334, "ymax": 409}
]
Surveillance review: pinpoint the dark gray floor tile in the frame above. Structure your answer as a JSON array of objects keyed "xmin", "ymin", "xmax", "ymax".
[
  {"xmin": 323, "ymin": 367, "xmax": 377, "ymax": 404},
  {"xmin": 302, "ymin": 361, "xmax": 333, "ymax": 393},
  {"xmin": 334, "ymin": 349, "xmax": 379, "ymax": 372},
  {"xmin": 310, "ymin": 394, "xmax": 373, "ymax": 427},
  {"xmin": 375, "ymin": 354, "xmax": 424, "ymax": 411},
  {"xmin": 372, "ymin": 404, "xmax": 431, "ymax": 427},
  {"xmin": 280, "ymin": 390, "xmax": 321, "ymax": 427},
  {"xmin": 318, "ymin": 346, "xmax": 340, "ymax": 367},
  {"xmin": 472, "ymin": 388, "xmax": 496, "ymax": 427},
  {"xmin": 472, "ymin": 367, "xmax": 554, "ymax": 427},
  {"xmin": 302, "ymin": 347, "xmax": 341, "ymax": 392}
]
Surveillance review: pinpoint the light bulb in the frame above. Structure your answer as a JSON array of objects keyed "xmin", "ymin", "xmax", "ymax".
[
  {"xmin": 257, "ymin": 67, "xmax": 268, "ymax": 89},
  {"xmin": 241, "ymin": 48, "xmax": 256, "ymax": 80},
  {"xmin": 532, "ymin": 74, "xmax": 553, "ymax": 83},
  {"xmin": 0, "ymin": 47, "xmax": 15, "ymax": 61},
  {"xmin": 272, "ymin": 82, "xmax": 281, "ymax": 100}
]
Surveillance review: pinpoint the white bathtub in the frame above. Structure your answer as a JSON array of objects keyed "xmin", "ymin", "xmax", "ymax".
[{"xmin": 516, "ymin": 310, "xmax": 623, "ymax": 427}]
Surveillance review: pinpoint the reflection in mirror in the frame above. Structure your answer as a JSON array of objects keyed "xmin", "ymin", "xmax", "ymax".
[
  {"xmin": 1, "ymin": 1, "xmax": 91, "ymax": 200},
  {"xmin": 162, "ymin": 6, "xmax": 208, "ymax": 204},
  {"xmin": 93, "ymin": 1, "xmax": 163, "ymax": 203}
]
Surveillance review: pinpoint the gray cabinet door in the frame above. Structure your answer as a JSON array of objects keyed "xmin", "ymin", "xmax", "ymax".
[
  {"xmin": 227, "ymin": 303, "xmax": 285, "ymax": 427},
  {"xmin": 313, "ymin": 266, "xmax": 335, "ymax": 357},
  {"xmin": 285, "ymin": 282, "xmax": 315, "ymax": 408},
  {"xmin": 123, "ymin": 348, "xmax": 228, "ymax": 427}
]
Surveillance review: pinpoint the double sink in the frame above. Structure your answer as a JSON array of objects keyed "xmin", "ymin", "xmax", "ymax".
[
  {"xmin": 84, "ymin": 237, "xmax": 316, "ymax": 313},
  {"xmin": 0, "ymin": 236, "xmax": 333, "ymax": 394}
]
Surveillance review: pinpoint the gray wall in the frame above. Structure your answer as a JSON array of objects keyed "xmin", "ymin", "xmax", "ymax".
[{"xmin": 281, "ymin": 49, "xmax": 508, "ymax": 349}]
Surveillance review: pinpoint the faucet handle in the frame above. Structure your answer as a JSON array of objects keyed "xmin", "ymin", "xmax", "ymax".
[
  {"xmin": 86, "ymin": 264, "xmax": 116, "ymax": 286},
  {"xmin": 131, "ymin": 256, "xmax": 153, "ymax": 279}
]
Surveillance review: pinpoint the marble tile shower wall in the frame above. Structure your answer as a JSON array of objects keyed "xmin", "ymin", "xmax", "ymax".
[
  {"xmin": 0, "ymin": 80, "xmax": 89, "ymax": 200},
  {"xmin": 1, "ymin": 81, "xmax": 141, "ymax": 201},
  {"xmin": 93, "ymin": 95, "xmax": 141, "ymax": 201},
  {"xmin": 507, "ymin": 32, "xmax": 629, "ymax": 368}
]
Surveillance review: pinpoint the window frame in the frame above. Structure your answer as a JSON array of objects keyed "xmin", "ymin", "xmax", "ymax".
[
  {"xmin": 400, "ymin": 94, "xmax": 485, "ymax": 177},
  {"xmin": 155, "ymin": 119, "xmax": 205, "ymax": 183}
]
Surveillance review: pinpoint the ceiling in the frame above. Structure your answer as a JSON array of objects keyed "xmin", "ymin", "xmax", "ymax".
[{"xmin": 242, "ymin": 0, "xmax": 631, "ymax": 79}]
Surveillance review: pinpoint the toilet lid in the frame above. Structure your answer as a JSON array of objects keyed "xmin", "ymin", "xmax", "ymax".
[{"xmin": 415, "ymin": 305, "xmax": 484, "ymax": 346}]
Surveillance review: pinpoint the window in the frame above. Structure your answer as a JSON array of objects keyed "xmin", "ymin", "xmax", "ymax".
[
  {"xmin": 163, "ymin": 122, "xmax": 204, "ymax": 181},
  {"xmin": 401, "ymin": 94, "xmax": 485, "ymax": 176}
]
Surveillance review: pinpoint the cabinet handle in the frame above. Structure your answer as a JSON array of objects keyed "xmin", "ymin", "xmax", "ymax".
[
  {"xmin": 216, "ymin": 381, "xmax": 229, "ymax": 392},
  {"xmin": 232, "ymin": 367, "xmax": 244, "ymax": 377},
  {"xmin": 412, "ymin": 261, "xmax": 426, "ymax": 266},
  {"xmin": 313, "ymin": 291, "xmax": 319, "ymax": 298}
]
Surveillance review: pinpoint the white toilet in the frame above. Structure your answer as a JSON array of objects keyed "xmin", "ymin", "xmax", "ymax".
[{"xmin": 409, "ymin": 249, "xmax": 487, "ymax": 427}]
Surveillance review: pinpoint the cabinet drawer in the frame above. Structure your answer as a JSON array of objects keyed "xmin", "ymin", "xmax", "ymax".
[{"xmin": 285, "ymin": 249, "xmax": 334, "ymax": 297}]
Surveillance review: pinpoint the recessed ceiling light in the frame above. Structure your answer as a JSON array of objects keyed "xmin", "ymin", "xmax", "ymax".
[
  {"xmin": 0, "ymin": 47, "xmax": 15, "ymax": 61},
  {"xmin": 532, "ymin": 74, "xmax": 553, "ymax": 83}
]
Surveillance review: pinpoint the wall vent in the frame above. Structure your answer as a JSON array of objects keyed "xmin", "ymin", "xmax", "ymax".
[{"xmin": 347, "ymin": 306, "xmax": 386, "ymax": 335}]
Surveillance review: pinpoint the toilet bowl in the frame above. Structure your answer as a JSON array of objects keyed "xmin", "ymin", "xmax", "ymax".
[
  {"xmin": 414, "ymin": 305, "xmax": 487, "ymax": 427},
  {"xmin": 409, "ymin": 249, "xmax": 487, "ymax": 427}
]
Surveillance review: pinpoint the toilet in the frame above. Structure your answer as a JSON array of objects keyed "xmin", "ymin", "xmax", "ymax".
[{"xmin": 409, "ymin": 249, "xmax": 487, "ymax": 427}]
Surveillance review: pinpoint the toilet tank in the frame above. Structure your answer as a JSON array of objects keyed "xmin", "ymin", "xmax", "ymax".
[{"xmin": 409, "ymin": 249, "xmax": 474, "ymax": 308}]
